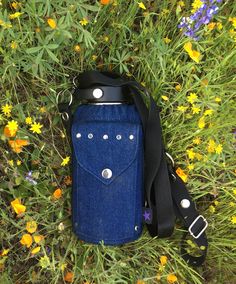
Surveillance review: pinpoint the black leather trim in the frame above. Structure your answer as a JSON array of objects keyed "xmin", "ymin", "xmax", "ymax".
[{"xmin": 73, "ymin": 86, "xmax": 133, "ymax": 103}]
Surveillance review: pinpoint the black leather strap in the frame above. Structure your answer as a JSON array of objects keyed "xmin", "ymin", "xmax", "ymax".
[
  {"xmin": 73, "ymin": 86, "xmax": 133, "ymax": 103},
  {"xmin": 58, "ymin": 70, "xmax": 208, "ymax": 266}
]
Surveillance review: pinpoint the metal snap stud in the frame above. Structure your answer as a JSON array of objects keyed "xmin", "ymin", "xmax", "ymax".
[
  {"xmin": 93, "ymin": 88, "xmax": 103, "ymax": 99},
  {"xmin": 116, "ymin": 135, "xmax": 122, "ymax": 140},
  {"xmin": 134, "ymin": 226, "xmax": 139, "ymax": 231},
  {"xmin": 88, "ymin": 133, "xmax": 93, "ymax": 139},
  {"xmin": 76, "ymin": 133, "xmax": 81, "ymax": 138},
  {"xmin": 103, "ymin": 134, "xmax": 108, "ymax": 140},
  {"xmin": 129, "ymin": 135, "xmax": 134, "ymax": 140},
  {"xmin": 180, "ymin": 199, "xmax": 190, "ymax": 209},
  {"xmin": 101, "ymin": 168, "xmax": 112, "ymax": 179}
]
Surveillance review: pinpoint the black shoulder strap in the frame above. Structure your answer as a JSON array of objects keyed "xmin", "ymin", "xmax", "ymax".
[{"xmin": 58, "ymin": 70, "xmax": 208, "ymax": 266}]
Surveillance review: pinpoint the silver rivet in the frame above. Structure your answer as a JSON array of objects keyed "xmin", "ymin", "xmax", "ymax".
[
  {"xmin": 134, "ymin": 226, "xmax": 139, "ymax": 231},
  {"xmin": 103, "ymin": 134, "xmax": 108, "ymax": 140},
  {"xmin": 180, "ymin": 199, "xmax": 190, "ymax": 209},
  {"xmin": 102, "ymin": 168, "xmax": 112, "ymax": 179},
  {"xmin": 76, "ymin": 133, "xmax": 81, "ymax": 138},
  {"xmin": 129, "ymin": 135, "xmax": 134, "ymax": 140},
  {"xmin": 93, "ymin": 88, "xmax": 103, "ymax": 99},
  {"xmin": 116, "ymin": 135, "xmax": 122, "ymax": 140},
  {"xmin": 88, "ymin": 133, "xmax": 93, "ymax": 139}
]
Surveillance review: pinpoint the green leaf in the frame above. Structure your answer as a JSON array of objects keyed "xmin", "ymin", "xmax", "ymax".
[
  {"xmin": 47, "ymin": 44, "xmax": 59, "ymax": 50},
  {"xmin": 46, "ymin": 49, "xmax": 59, "ymax": 63},
  {"xmin": 26, "ymin": 46, "xmax": 43, "ymax": 54}
]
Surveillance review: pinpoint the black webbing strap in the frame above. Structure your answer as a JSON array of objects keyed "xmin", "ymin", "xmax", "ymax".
[{"xmin": 58, "ymin": 70, "xmax": 208, "ymax": 266}]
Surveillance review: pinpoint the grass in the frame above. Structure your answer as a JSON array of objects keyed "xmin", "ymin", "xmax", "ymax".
[{"xmin": 0, "ymin": 0, "xmax": 236, "ymax": 283}]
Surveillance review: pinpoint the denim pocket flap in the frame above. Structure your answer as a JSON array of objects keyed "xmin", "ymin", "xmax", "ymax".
[{"xmin": 71, "ymin": 121, "xmax": 140, "ymax": 185}]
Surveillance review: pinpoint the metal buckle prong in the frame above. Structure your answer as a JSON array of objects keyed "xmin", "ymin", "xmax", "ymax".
[{"xmin": 188, "ymin": 215, "xmax": 208, "ymax": 239}]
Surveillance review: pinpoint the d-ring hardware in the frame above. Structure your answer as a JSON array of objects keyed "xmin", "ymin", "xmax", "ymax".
[
  {"xmin": 56, "ymin": 89, "xmax": 73, "ymax": 106},
  {"xmin": 165, "ymin": 152, "xmax": 175, "ymax": 168},
  {"xmin": 61, "ymin": 112, "xmax": 69, "ymax": 121}
]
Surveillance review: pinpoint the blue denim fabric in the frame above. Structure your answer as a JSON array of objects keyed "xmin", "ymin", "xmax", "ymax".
[{"xmin": 71, "ymin": 104, "xmax": 144, "ymax": 245}]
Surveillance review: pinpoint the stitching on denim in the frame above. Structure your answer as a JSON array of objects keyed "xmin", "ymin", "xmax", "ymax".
[{"xmin": 71, "ymin": 122, "xmax": 140, "ymax": 185}]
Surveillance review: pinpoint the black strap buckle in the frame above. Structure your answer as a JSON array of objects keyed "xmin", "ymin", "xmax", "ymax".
[{"xmin": 188, "ymin": 215, "xmax": 208, "ymax": 239}]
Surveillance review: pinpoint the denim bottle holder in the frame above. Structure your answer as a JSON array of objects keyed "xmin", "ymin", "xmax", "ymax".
[{"xmin": 71, "ymin": 104, "xmax": 144, "ymax": 245}]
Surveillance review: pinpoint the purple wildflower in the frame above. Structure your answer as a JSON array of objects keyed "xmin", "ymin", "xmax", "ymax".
[
  {"xmin": 178, "ymin": 0, "xmax": 222, "ymax": 40},
  {"xmin": 25, "ymin": 171, "xmax": 38, "ymax": 185}
]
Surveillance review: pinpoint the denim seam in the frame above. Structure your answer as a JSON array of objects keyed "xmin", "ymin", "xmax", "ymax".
[{"xmin": 76, "ymin": 230, "xmax": 141, "ymax": 244}]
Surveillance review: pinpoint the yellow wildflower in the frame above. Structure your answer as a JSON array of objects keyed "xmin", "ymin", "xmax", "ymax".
[
  {"xmin": 186, "ymin": 149, "xmax": 195, "ymax": 160},
  {"xmin": 74, "ymin": 45, "xmax": 81, "ymax": 52},
  {"xmin": 233, "ymin": 189, "xmax": 236, "ymax": 195},
  {"xmin": 204, "ymin": 109, "xmax": 213, "ymax": 116},
  {"xmin": 39, "ymin": 107, "xmax": 46, "ymax": 113},
  {"xmin": 11, "ymin": 2, "xmax": 21, "ymax": 9},
  {"xmin": 178, "ymin": 1, "xmax": 185, "ymax": 7},
  {"xmin": 177, "ymin": 105, "xmax": 188, "ymax": 112},
  {"xmin": 92, "ymin": 55, "xmax": 98, "ymax": 61},
  {"xmin": 167, "ymin": 273, "xmax": 178, "ymax": 283},
  {"xmin": 1, "ymin": 104, "xmax": 12, "ymax": 117},
  {"xmin": 164, "ymin": 37, "xmax": 171, "ymax": 44},
  {"xmin": 31, "ymin": 246, "xmax": 41, "ymax": 255},
  {"xmin": 191, "ymin": 0, "xmax": 203, "ymax": 13},
  {"xmin": 209, "ymin": 205, "xmax": 215, "ymax": 213},
  {"xmin": 229, "ymin": 17, "xmax": 236, "ymax": 28},
  {"xmin": 184, "ymin": 42, "xmax": 201, "ymax": 63},
  {"xmin": 138, "ymin": 2, "xmax": 146, "ymax": 10},
  {"xmin": 1, "ymin": 249, "xmax": 10, "ymax": 256},
  {"xmin": 187, "ymin": 92, "xmax": 198, "ymax": 104},
  {"xmin": 193, "ymin": 137, "xmax": 201, "ymax": 145},
  {"xmin": 176, "ymin": 167, "xmax": 188, "ymax": 182},
  {"xmin": 161, "ymin": 95, "xmax": 169, "ymax": 101},
  {"xmin": 11, "ymin": 198, "xmax": 26, "ymax": 215},
  {"xmin": 175, "ymin": 84, "xmax": 181, "ymax": 91},
  {"xmin": 9, "ymin": 12, "xmax": 23, "ymax": 19},
  {"xmin": 215, "ymin": 144, "xmax": 223, "ymax": 154},
  {"xmin": 79, "ymin": 18, "xmax": 89, "ymax": 26},
  {"xmin": 215, "ymin": 97, "xmax": 221, "ymax": 103},
  {"xmin": 26, "ymin": 221, "xmax": 37, "ymax": 234},
  {"xmin": 217, "ymin": 22, "xmax": 223, "ymax": 30},
  {"xmin": 231, "ymin": 216, "xmax": 236, "ymax": 224},
  {"xmin": 25, "ymin": 116, "xmax": 33, "ymax": 125},
  {"xmin": 104, "ymin": 35, "xmax": 109, "ymax": 42},
  {"xmin": 10, "ymin": 41, "xmax": 17, "ymax": 49},
  {"xmin": 8, "ymin": 160, "xmax": 14, "ymax": 167},
  {"xmin": 20, "ymin": 234, "xmax": 33, "ymax": 248},
  {"xmin": 160, "ymin": 255, "xmax": 168, "ymax": 266},
  {"xmin": 208, "ymin": 22, "xmax": 216, "ymax": 30},
  {"xmin": 6, "ymin": 120, "xmax": 18, "ymax": 136},
  {"xmin": 33, "ymin": 235, "xmax": 44, "ymax": 244},
  {"xmin": 207, "ymin": 139, "xmax": 215, "ymax": 153},
  {"xmin": 47, "ymin": 18, "xmax": 57, "ymax": 29},
  {"xmin": 61, "ymin": 156, "xmax": 70, "ymax": 166},
  {"xmin": 188, "ymin": 163, "xmax": 194, "ymax": 171},
  {"xmin": 192, "ymin": 105, "xmax": 201, "ymax": 114},
  {"xmin": 16, "ymin": 160, "xmax": 22, "ymax": 166},
  {"xmin": 198, "ymin": 117, "xmax": 205, "ymax": 129},
  {"xmin": 30, "ymin": 122, "xmax": 43, "ymax": 134}
]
